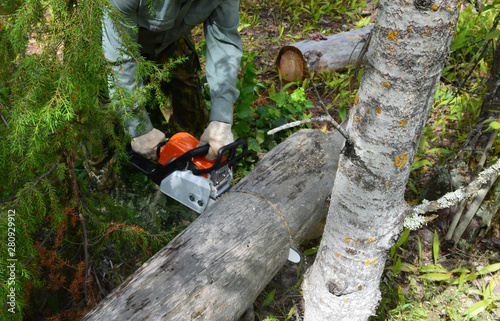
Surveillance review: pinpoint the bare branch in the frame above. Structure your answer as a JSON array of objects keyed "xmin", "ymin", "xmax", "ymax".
[
  {"xmin": 307, "ymin": 73, "xmax": 353, "ymax": 144},
  {"xmin": 79, "ymin": 213, "xmax": 90, "ymax": 305},
  {"xmin": 267, "ymin": 116, "xmax": 331, "ymax": 135}
]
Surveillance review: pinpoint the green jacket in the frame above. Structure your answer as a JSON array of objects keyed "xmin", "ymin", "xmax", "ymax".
[{"xmin": 103, "ymin": 0, "xmax": 242, "ymax": 137}]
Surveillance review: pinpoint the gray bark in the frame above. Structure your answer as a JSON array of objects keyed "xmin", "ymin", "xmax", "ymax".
[
  {"xmin": 289, "ymin": 25, "xmax": 373, "ymax": 72},
  {"xmin": 302, "ymin": 1, "xmax": 461, "ymax": 320},
  {"xmin": 81, "ymin": 129, "xmax": 344, "ymax": 321}
]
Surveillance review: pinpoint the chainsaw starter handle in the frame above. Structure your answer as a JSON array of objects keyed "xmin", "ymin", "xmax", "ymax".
[{"xmin": 191, "ymin": 138, "xmax": 248, "ymax": 175}]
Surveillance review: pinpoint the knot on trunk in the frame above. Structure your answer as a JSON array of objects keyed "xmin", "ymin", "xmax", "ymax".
[{"xmin": 327, "ymin": 280, "xmax": 363, "ymax": 296}]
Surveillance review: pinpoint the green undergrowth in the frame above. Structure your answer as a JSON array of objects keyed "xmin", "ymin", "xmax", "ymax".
[{"xmin": 373, "ymin": 228, "xmax": 500, "ymax": 321}]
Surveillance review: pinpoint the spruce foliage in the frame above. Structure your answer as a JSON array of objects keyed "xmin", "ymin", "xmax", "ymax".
[{"xmin": 0, "ymin": 1, "xmax": 177, "ymax": 319}]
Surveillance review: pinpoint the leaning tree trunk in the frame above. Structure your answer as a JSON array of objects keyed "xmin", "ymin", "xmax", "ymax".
[{"xmin": 302, "ymin": 1, "xmax": 460, "ymax": 320}]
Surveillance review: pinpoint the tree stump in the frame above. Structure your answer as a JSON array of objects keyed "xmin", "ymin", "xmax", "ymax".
[{"xmin": 81, "ymin": 129, "xmax": 344, "ymax": 321}]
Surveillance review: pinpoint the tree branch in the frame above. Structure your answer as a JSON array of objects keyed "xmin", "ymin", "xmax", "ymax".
[
  {"xmin": 1, "ymin": 162, "xmax": 58, "ymax": 207},
  {"xmin": 406, "ymin": 159, "xmax": 500, "ymax": 230},
  {"xmin": 79, "ymin": 213, "xmax": 90, "ymax": 305},
  {"xmin": 267, "ymin": 116, "xmax": 331, "ymax": 135}
]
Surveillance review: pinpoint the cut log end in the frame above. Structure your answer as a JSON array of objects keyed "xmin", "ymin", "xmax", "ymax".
[{"xmin": 276, "ymin": 46, "xmax": 307, "ymax": 83}]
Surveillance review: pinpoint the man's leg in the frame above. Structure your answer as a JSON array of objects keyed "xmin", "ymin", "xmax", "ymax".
[{"xmin": 156, "ymin": 35, "xmax": 208, "ymax": 138}]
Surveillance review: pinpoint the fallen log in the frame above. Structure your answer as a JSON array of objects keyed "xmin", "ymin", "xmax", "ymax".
[
  {"xmin": 81, "ymin": 129, "xmax": 344, "ymax": 321},
  {"xmin": 277, "ymin": 25, "xmax": 373, "ymax": 81}
]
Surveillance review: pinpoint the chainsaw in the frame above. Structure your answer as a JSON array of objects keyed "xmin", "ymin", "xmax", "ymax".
[{"xmin": 128, "ymin": 132, "xmax": 247, "ymax": 214}]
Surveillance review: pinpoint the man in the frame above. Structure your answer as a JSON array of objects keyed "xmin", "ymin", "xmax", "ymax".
[{"xmin": 103, "ymin": 0, "xmax": 242, "ymax": 161}]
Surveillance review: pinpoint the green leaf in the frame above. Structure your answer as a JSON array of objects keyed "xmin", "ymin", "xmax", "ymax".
[
  {"xmin": 391, "ymin": 228, "xmax": 410, "ymax": 258},
  {"xmin": 418, "ymin": 273, "xmax": 452, "ymax": 281},
  {"xmin": 270, "ymin": 91, "xmax": 287, "ymax": 106},
  {"xmin": 450, "ymin": 267, "xmax": 470, "ymax": 274},
  {"xmin": 339, "ymin": 107, "xmax": 347, "ymax": 121},
  {"xmin": 397, "ymin": 285, "xmax": 405, "ymax": 306},
  {"xmin": 262, "ymin": 288, "xmax": 276, "ymax": 308},
  {"xmin": 485, "ymin": 29, "xmax": 500, "ymax": 40},
  {"xmin": 247, "ymin": 138, "xmax": 261, "ymax": 153},
  {"xmin": 286, "ymin": 305, "xmax": 296, "ymax": 321},
  {"xmin": 419, "ymin": 265, "xmax": 449, "ymax": 273},
  {"xmin": 394, "ymin": 256, "xmax": 402, "ymax": 275},
  {"xmin": 487, "ymin": 121, "xmax": 500, "ymax": 130},
  {"xmin": 463, "ymin": 299, "xmax": 493, "ymax": 318},
  {"xmin": 477, "ymin": 263, "xmax": 500, "ymax": 276},
  {"xmin": 303, "ymin": 246, "xmax": 319, "ymax": 256},
  {"xmin": 417, "ymin": 236, "xmax": 423, "ymax": 268},
  {"xmin": 412, "ymin": 158, "xmax": 432, "ymax": 171},
  {"xmin": 433, "ymin": 230, "xmax": 439, "ymax": 264},
  {"xmin": 400, "ymin": 262, "xmax": 418, "ymax": 272},
  {"xmin": 483, "ymin": 276, "xmax": 496, "ymax": 300},
  {"xmin": 458, "ymin": 271, "xmax": 468, "ymax": 290},
  {"xmin": 255, "ymin": 129, "xmax": 266, "ymax": 145},
  {"xmin": 426, "ymin": 148, "xmax": 451, "ymax": 155}
]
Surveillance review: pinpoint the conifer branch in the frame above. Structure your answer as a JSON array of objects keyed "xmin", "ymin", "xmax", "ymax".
[{"xmin": 2, "ymin": 162, "xmax": 58, "ymax": 206}]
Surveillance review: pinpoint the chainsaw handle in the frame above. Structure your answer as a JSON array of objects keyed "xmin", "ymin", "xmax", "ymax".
[{"xmin": 191, "ymin": 139, "xmax": 248, "ymax": 175}]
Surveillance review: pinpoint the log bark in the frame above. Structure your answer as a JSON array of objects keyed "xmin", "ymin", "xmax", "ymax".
[
  {"xmin": 281, "ymin": 25, "xmax": 373, "ymax": 74},
  {"xmin": 81, "ymin": 129, "xmax": 344, "ymax": 321}
]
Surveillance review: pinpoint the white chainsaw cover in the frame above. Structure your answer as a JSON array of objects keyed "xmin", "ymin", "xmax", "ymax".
[{"xmin": 160, "ymin": 170, "xmax": 212, "ymax": 213}]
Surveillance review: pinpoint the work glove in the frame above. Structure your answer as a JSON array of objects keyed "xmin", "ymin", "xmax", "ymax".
[
  {"xmin": 131, "ymin": 128, "xmax": 166, "ymax": 161},
  {"xmin": 198, "ymin": 121, "xmax": 234, "ymax": 161}
]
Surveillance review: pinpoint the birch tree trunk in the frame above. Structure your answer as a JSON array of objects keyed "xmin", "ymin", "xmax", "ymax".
[{"xmin": 302, "ymin": 1, "xmax": 460, "ymax": 320}]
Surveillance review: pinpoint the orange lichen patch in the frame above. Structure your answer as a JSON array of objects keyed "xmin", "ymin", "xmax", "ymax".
[
  {"xmin": 364, "ymin": 258, "xmax": 377, "ymax": 266},
  {"xmin": 431, "ymin": 3, "xmax": 439, "ymax": 11},
  {"xmin": 407, "ymin": 25, "xmax": 413, "ymax": 30},
  {"xmin": 368, "ymin": 238, "xmax": 375, "ymax": 243},
  {"xmin": 381, "ymin": 81, "xmax": 391, "ymax": 89},
  {"xmin": 358, "ymin": 117, "xmax": 362, "ymax": 121},
  {"xmin": 336, "ymin": 253, "xmax": 342, "ymax": 258},
  {"xmin": 375, "ymin": 106, "xmax": 382, "ymax": 114},
  {"xmin": 354, "ymin": 239, "xmax": 359, "ymax": 243},
  {"xmin": 394, "ymin": 152, "xmax": 409, "ymax": 167},
  {"xmin": 387, "ymin": 46, "xmax": 393, "ymax": 52},
  {"xmin": 354, "ymin": 92, "xmax": 358, "ymax": 105},
  {"xmin": 366, "ymin": 110, "xmax": 370, "ymax": 114},
  {"xmin": 399, "ymin": 118, "xmax": 408, "ymax": 126},
  {"xmin": 449, "ymin": 19, "xmax": 455, "ymax": 29},
  {"xmin": 345, "ymin": 237, "xmax": 351, "ymax": 243},
  {"xmin": 385, "ymin": 182, "xmax": 390, "ymax": 188},
  {"xmin": 447, "ymin": 4, "xmax": 454, "ymax": 11},
  {"xmin": 387, "ymin": 31, "xmax": 398, "ymax": 41}
]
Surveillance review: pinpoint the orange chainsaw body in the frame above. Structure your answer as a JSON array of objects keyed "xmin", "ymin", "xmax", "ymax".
[{"xmin": 158, "ymin": 132, "xmax": 222, "ymax": 173}]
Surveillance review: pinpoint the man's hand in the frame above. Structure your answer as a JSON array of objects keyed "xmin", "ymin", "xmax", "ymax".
[
  {"xmin": 131, "ymin": 128, "xmax": 166, "ymax": 161},
  {"xmin": 199, "ymin": 121, "xmax": 234, "ymax": 161}
]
